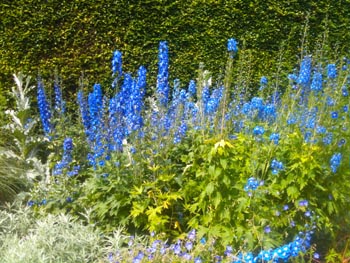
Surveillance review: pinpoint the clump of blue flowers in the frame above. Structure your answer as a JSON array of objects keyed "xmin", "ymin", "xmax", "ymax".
[
  {"xmin": 227, "ymin": 38, "xmax": 238, "ymax": 57},
  {"xmin": 157, "ymin": 41, "xmax": 170, "ymax": 107},
  {"xmin": 330, "ymin": 152, "xmax": 342, "ymax": 173},
  {"xmin": 270, "ymin": 159, "xmax": 284, "ymax": 175},
  {"xmin": 37, "ymin": 80, "xmax": 52, "ymax": 135}
]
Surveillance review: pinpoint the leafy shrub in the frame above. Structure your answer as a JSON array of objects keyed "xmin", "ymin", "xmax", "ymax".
[
  {"xmin": 24, "ymin": 37, "xmax": 350, "ymax": 261},
  {"xmin": 0, "ymin": 204, "xmax": 103, "ymax": 263}
]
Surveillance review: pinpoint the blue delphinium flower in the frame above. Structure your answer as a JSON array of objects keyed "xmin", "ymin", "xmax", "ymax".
[
  {"xmin": 205, "ymin": 86, "xmax": 223, "ymax": 115},
  {"xmin": 37, "ymin": 80, "xmax": 52, "ymax": 135},
  {"xmin": 187, "ymin": 229, "xmax": 196, "ymax": 240},
  {"xmin": 264, "ymin": 225, "xmax": 271, "ymax": 233},
  {"xmin": 136, "ymin": 65, "xmax": 147, "ymax": 98},
  {"xmin": 299, "ymin": 199, "xmax": 308, "ymax": 207},
  {"xmin": 188, "ymin": 80, "xmax": 196, "ymax": 96},
  {"xmin": 326, "ymin": 96, "xmax": 335, "ymax": 106},
  {"xmin": 53, "ymin": 81, "xmax": 64, "ymax": 113},
  {"xmin": 132, "ymin": 251, "xmax": 144, "ymax": 263},
  {"xmin": 288, "ymin": 73, "xmax": 297, "ymax": 82},
  {"xmin": 331, "ymin": 111, "xmax": 338, "ymax": 119},
  {"xmin": 316, "ymin": 125, "xmax": 326, "ymax": 134},
  {"xmin": 251, "ymin": 97, "xmax": 264, "ymax": 111},
  {"xmin": 157, "ymin": 41, "xmax": 170, "ymax": 107},
  {"xmin": 323, "ymin": 132, "xmax": 333, "ymax": 145},
  {"xmin": 27, "ymin": 200, "xmax": 35, "ymax": 207},
  {"xmin": 53, "ymin": 137, "xmax": 74, "ymax": 175},
  {"xmin": 67, "ymin": 165, "xmax": 80, "ymax": 177},
  {"xmin": 112, "ymin": 50, "xmax": 123, "ymax": 77},
  {"xmin": 244, "ymin": 252, "xmax": 254, "ymax": 263},
  {"xmin": 310, "ymin": 71, "xmax": 323, "ymax": 91},
  {"xmin": 227, "ymin": 38, "xmax": 238, "ymax": 57},
  {"xmin": 297, "ymin": 56, "xmax": 312, "ymax": 86},
  {"xmin": 271, "ymin": 159, "xmax": 284, "ymax": 174},
  {"xmin": 244, "ymin": 177, "xmax": 260, "ymax": 193},
  {"xmin": 253, "ymin": 126, "xmax": 264, "ymax": 136},
  {"xmin": 269, "ymin": 133, "xmax": 280, "ymax": 145},
  {"xmin": 342, "ymin": 86, "xmax": 349, "ymax": 96},
  {"xmin": 260, "ymin": 76, "xmax": 268, "ymax": 85},
  {"xmin": 327, "ymin": 63, "xmax": 337, "ymax": 79},
  {"xmin": 224, "ymin": 245, "xmax": 233, "ymax": 256},
  {"xmin": 259, "ymin": 76, "xmax": 268, "ymax": 90},
  {"xmin": 330, "ymin": 152, "xmax": 342, "ymax": 173},
  {"xmin": 338, "ymin": 138, "xmax": 346, "ymax": 147}
]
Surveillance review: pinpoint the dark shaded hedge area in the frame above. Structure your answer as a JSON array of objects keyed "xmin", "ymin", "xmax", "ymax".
[{"xmin": 1, "ymin": 0, "xmax": 350, "ymax": 94}]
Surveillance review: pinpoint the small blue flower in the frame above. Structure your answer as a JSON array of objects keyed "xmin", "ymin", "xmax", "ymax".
[
  {"xmin": 330, "ymin": 152, "xmax": 342, "ymax": 173},
  {"xmin": 269, "ymin": 133, "xmax": 280, "ymax": 145},
  {"xmin": 331, "ymin": 111, "xmax": 338, "ymax": 119},
  {"xmin": 244, "ymin": 177, "xmax": 260, "ymax": 192},
  {"xmin": 185, "ymin": 241, "xmax": 193, "ymax": 251},
  {"xmin": 187, "ymin": 229, "xmax": 196, "ymax": 240},
  {"xmin": 342, "ymin": 86, "xmax": 349, "ymax": 96},
  {"xmin": 288, "ymin": 73, "xmax": 297, "ymax": 82},
  {"xmin": 327, "ymin": 63, "xmax": 337, "ymax": 79},
  {"xmin": 260, "ymin": 76, "xmax": 268, "ymax": 85},
  {"xmin": 188, "ymin": 80, "xmax": 196, "ymax": 96},
  {"xmin": 27, "ymin": 200, "xmax": 35, "ymax": 207},
  {"xmin": 271, "ymin": 159, "xmax": 284, "ymax": 174},
  {"xmin": 311, "ymin": 71, "xmax": 323, "ymax": 91},
  {"xmin": 227, "ymin": 38, "xmax": 238, "ymax": 54},
  {"xmin": 253, "ymin": 126, "xmax": 264, "ymax": 136},
  {"xmin": 338, "ymin": 138, "xmax": 346, "ymax": 147},
  {"xmin": 299, "ymin": 200, "xmax": 308, "ymax": 207}
]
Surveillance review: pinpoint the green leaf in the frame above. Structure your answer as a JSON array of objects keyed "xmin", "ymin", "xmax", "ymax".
[
  {"xmin": 286, "ymin": 186, "xmax": 299, "ymax": 199},
  {"xmin": 205, "ymin": 181, "xmax": 215, "ymax": 195},
  {"xmin": 220, "ymin": 159, "xmax": 228, "ymax": 169}
]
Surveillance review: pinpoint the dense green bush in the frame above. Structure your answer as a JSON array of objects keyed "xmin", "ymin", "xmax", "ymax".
[
  {"xmin": 22, "ymin": 34, "xmax": 350, "ymax": 261},
  {"xmin": 1, "ymin": 0, "xmax": 350, "ymax": 95}
]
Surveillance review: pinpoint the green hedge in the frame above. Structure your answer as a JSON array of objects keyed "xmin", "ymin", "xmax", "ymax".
[{"xmin": 1, "ymin": 0, "xmax": 350, "ymax": 94}]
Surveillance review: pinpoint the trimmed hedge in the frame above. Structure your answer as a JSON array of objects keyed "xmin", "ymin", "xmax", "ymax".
[{"xmin": 1, "ymin": 0, "xmax": 350, "ymax": 94}]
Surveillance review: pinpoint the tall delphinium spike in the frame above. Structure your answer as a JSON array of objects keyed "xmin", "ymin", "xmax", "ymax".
[
  {"xmin": 124, "ymin": 71, "xmax": 146, "ymax": 135},
  {"xmin": 310, "ymin": 71, "xmax": 323, "ymax": 92},
  {"xmin": 37, "ymin": 79, "xmax": 52, "ymax": 136},
  {"xmin": 53, "ymin": 79, "xmax": 64, "ymax": 114},
  {"xmin": 86, "ymin": 84, "xmax": 107, "ymax": 167},
  {"xmin": 219, "ymin": 38, "xmax": 239, "ymax": 135},
  {"xmin": 112, "ymin": 50, "xmax": 123, "ymax": 88},
  {"xmin": 131, "ymin": 65, "xmax": 147, "ymax": 133},
  {"xmin": 297, "ymin": 56, "xmax": 312, "ymax": 105},
  {"xmin": 156, "ymin": 41, "xmax": 170, "ymax": 108}
]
